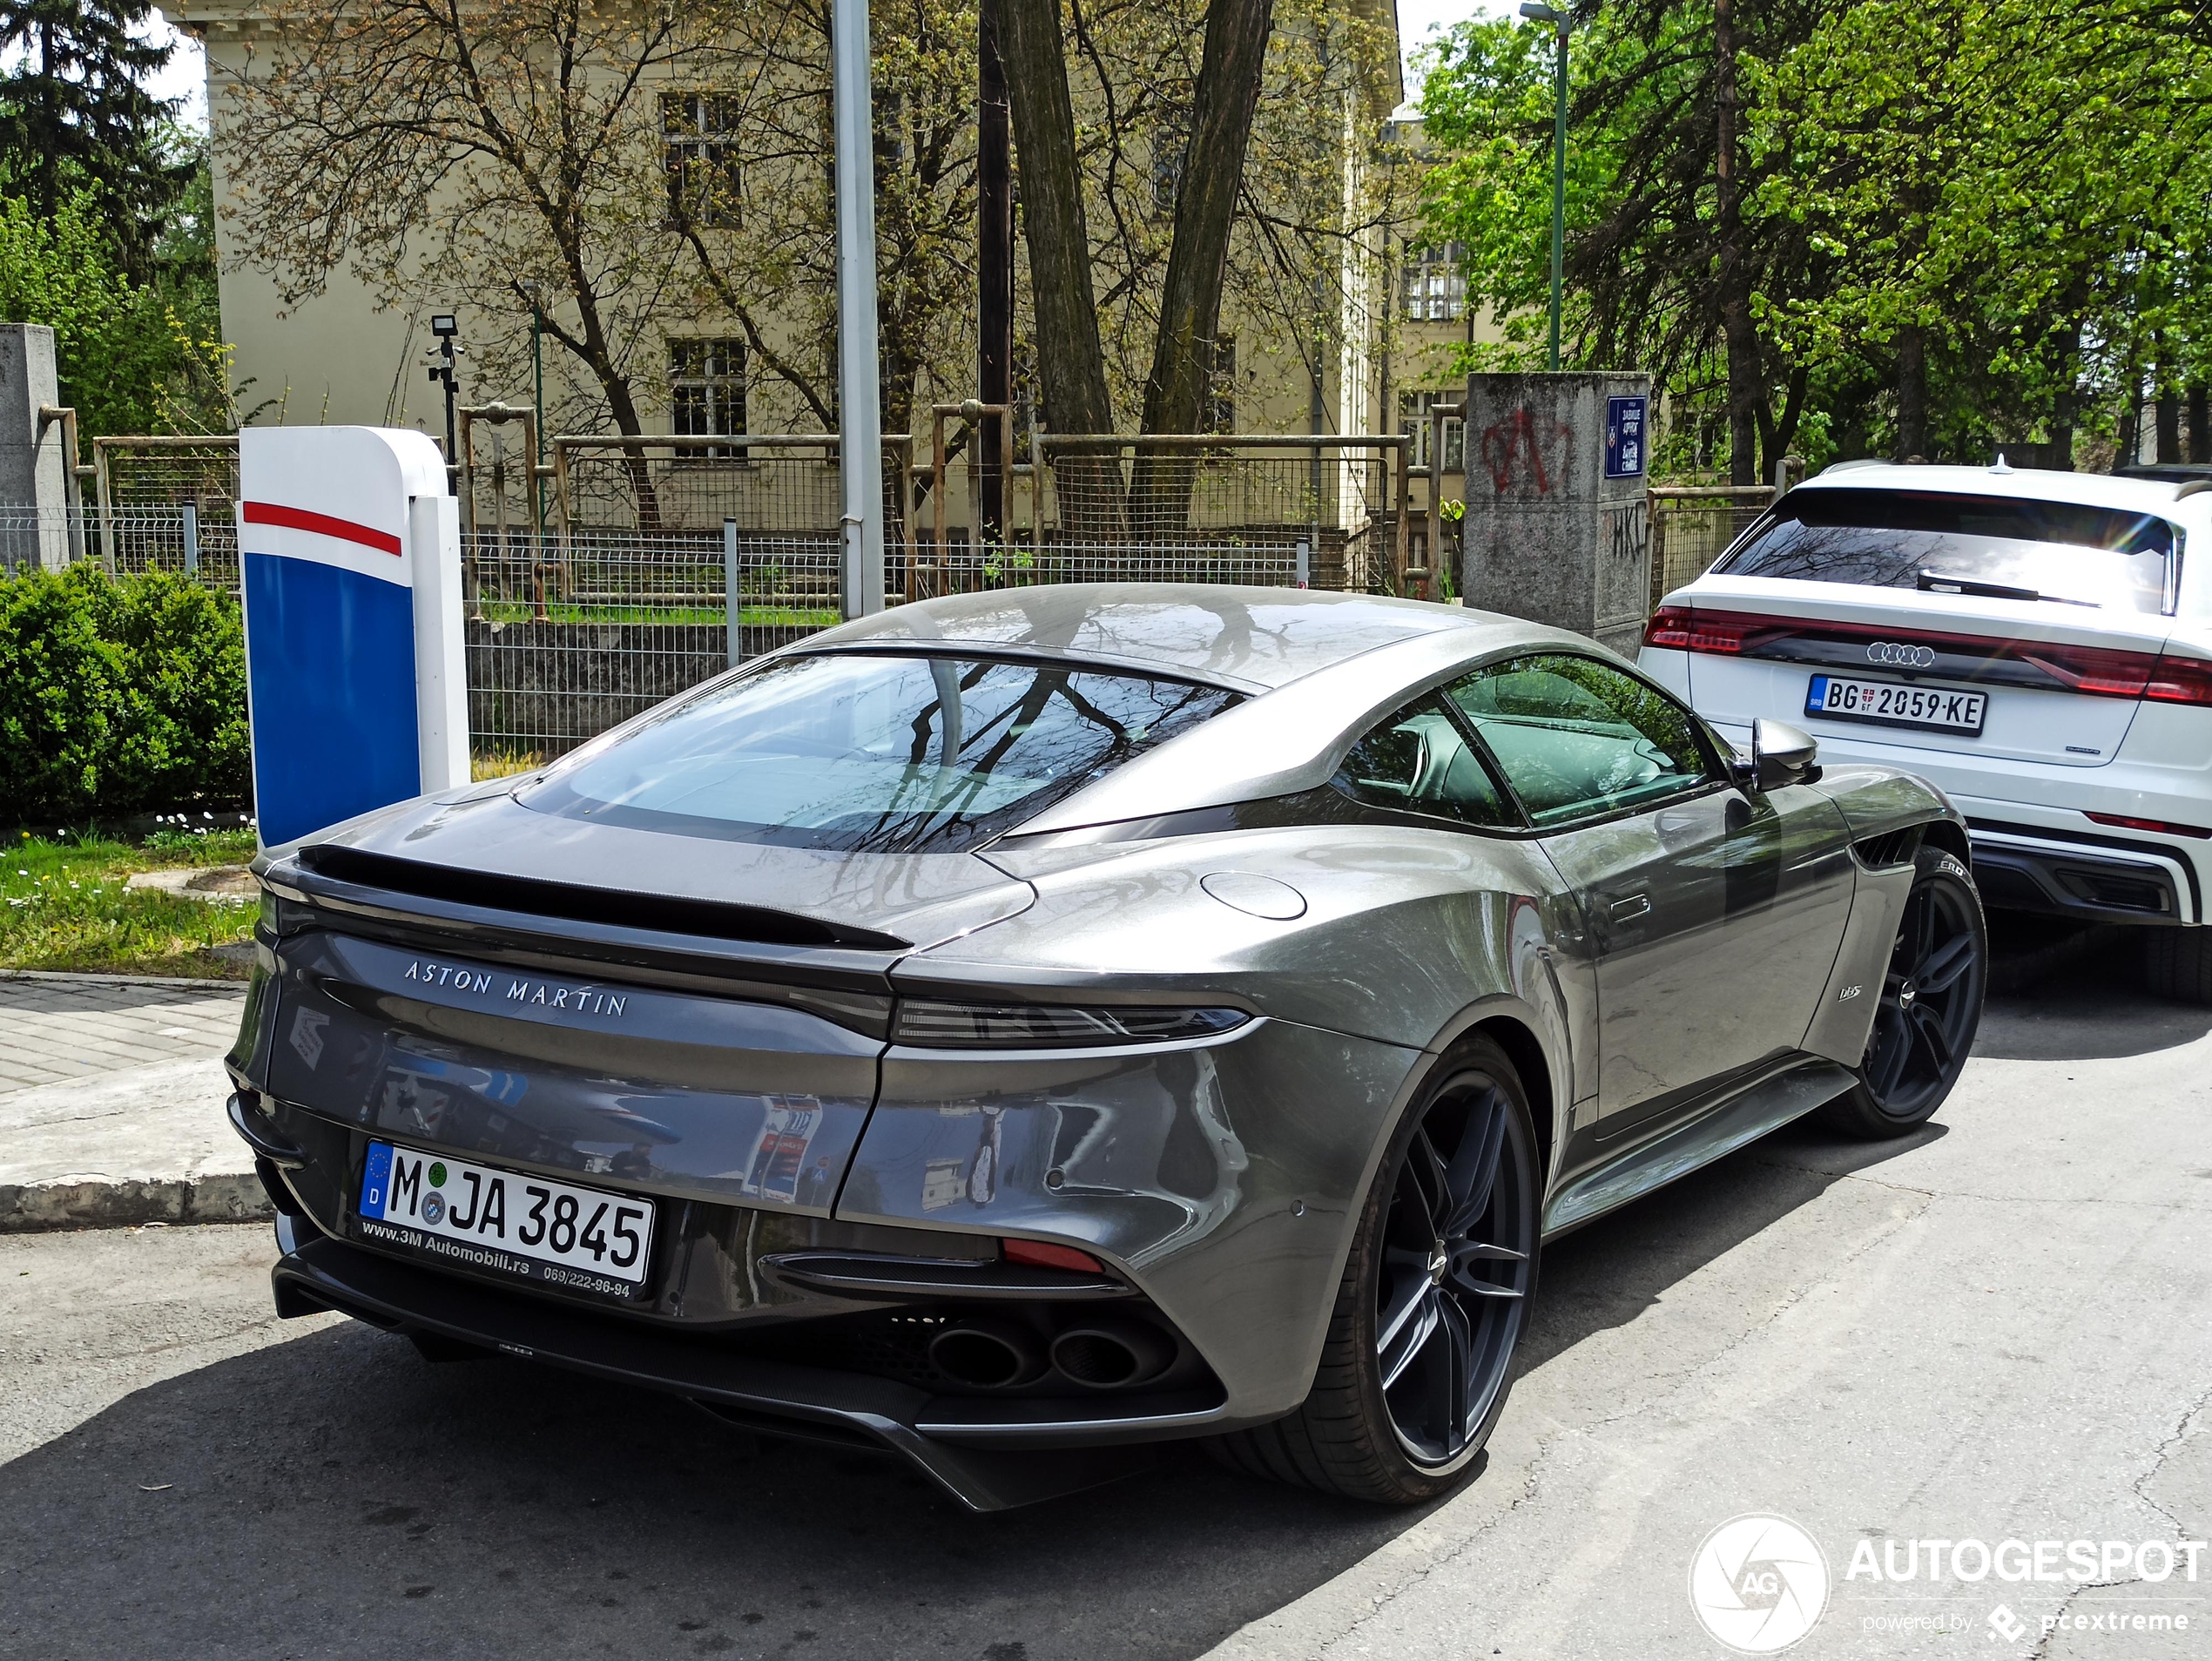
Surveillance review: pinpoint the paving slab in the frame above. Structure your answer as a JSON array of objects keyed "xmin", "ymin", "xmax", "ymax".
[{"xmin": 0, "ymin": 974, "xmax": 260, "ymax": 1231}]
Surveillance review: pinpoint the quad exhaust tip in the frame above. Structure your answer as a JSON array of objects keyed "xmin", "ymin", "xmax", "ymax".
[
  {"xmin": 927, "ymin": 1320, "xmax": 1046, "ymax": 1389},
  {"xmin": 1049, "ymin": 1320, "xmax": 1171, "ymax": 1389},
  {"xmin": 927, "ymin": 1317, "xmax": 1174, "ymax": 1390}
]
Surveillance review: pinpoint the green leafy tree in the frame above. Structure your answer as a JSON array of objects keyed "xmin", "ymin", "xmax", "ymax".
[
  {"xmin": 0, "ymin": 0, "xmax": 192, "ymax": 282},
  {"xmin": 0, "ymin": 189, "xmax": 233, "ymax": 436}
]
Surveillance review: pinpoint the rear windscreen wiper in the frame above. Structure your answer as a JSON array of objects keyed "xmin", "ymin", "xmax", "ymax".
[{"xmin": 1916, "ymin": 569, "xmax": 2100, "ymax": 607}]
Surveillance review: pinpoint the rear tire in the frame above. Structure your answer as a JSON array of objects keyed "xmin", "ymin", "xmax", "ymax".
[
  {"xmin": 1211, "ymin": 1036, "xmax": 1540, "ymax": 1504},
  {"xmin": 1818, "ymin": 846, "xmax": 1986, "ymax": 1139},
  {"xmin": 2144, "ymin": 926, "xmax": 2212, "ymax": 1004}
]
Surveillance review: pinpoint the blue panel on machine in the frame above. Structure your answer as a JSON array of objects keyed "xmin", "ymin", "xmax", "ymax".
[{"xmin": 244, "ymin": 551, "xmax": 420, "ymax": 845}]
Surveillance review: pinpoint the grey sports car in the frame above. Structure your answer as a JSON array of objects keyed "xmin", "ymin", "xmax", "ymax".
[{"xmin": 226, "ymin": 586, "xmax": 1986, "ymax": 1510}]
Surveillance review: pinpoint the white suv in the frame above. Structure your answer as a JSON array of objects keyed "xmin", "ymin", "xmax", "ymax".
[{"xmin": 1638, "ymin": 462, "xmax": 2212, "ymax": 1000}]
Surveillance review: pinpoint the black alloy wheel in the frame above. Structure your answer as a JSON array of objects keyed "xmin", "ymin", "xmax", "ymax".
[
  {"xmin": 1373, "ymin": 1070, "xmax": 1539, "ymax": 1466},
  {"xmin": 1821, "ymin": 846, "xmax": 1986, "ymax": 1138},
  {"xmin": 1211, "ymin": 1036, "xmax": 1540, "ymax": 1503}
]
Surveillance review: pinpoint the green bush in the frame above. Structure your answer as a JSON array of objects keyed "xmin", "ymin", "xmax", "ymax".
[{"xmin": 0, "ymin": 564, "xmax": 249, "ymax": 821}]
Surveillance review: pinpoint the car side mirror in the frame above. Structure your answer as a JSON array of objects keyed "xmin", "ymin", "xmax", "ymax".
[{"xmin": 1746, "ymin": 718, "xmax": 1820, "ymax": 790}]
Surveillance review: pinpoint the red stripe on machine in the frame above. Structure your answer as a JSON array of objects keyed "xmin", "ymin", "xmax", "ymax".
[{"xmin": 241, "ymin": 500, "xmax": 402, "ymax": 557}]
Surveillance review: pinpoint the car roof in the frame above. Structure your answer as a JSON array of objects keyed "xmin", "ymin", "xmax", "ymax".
[
  {"xmin": 1798, "ymin": 462, "xmax": 2202, "ymax": 518},
  {"xmin": 799, "ymin": 584, "xmax": 1525, "ymax": 691}
]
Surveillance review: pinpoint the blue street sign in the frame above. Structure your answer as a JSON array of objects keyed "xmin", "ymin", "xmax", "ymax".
[{"xmin": 1605, "ymin": 395, "xmax": 1648, "ymax": 480}]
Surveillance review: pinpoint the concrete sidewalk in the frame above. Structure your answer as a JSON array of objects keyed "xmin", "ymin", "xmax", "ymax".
[{"xmin": 0, "ymin": 973, "xmax": 264, "ymax": 1231}]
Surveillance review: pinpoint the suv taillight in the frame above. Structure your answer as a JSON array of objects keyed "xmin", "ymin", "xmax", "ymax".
[{"xmin": 1642, "ymin": 605, "xmax": 1755, "ymax": 654}]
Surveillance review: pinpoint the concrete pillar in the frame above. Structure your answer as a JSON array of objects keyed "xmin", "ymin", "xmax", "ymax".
[
  {"xmin": 1460, "ymin": 370, "xmax": 1653, "ymax": 656},
  {"xmin": 0, "ymin": 324, "xmax": 68, "ymax": 572}
]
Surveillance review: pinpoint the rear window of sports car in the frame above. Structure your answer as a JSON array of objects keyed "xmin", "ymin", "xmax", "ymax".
[
  {"xmin": 518, "ymin": 652, "xmax": 1240, "ymax": 853},
  {"xmin": 1719, "ymin": 488, "xmax": 2176, "ymax": 613}
]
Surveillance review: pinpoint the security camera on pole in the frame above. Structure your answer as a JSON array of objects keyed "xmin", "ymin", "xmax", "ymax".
[
  {"xmin": 832, "ymin": 0, "xmax": 886, "ymax": 618},
  {"xmin": 425, "ymin": 313, "xmax": 463, "ymax": 480}
]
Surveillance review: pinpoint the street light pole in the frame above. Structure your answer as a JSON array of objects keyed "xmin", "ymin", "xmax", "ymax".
[
  {"xmin": 832, "ymin": 0, "xmax": 886, "ymax": 618},
  {"xmin": 1520, "ymin": 3, "xmax": 1570, "ymax": 372}
]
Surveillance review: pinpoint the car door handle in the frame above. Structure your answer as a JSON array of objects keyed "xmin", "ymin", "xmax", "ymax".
[{"xmin": 1609, "ymin": 894, "xmax": 1652, "ymax": 922}]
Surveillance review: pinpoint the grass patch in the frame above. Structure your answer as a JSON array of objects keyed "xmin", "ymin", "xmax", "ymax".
[{"xmin": 3, "ymin": 825, "xmax": 260, "ymax": 980}]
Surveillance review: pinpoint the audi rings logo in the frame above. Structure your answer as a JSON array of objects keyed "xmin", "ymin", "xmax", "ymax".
[
  {"xmin": 1867, "ymin": 640, "xmax": 1937, "ymax": 668},
  {"xmin": 1689, "ymin": 1514, "xmax": 1831, "ymax": 1653}
]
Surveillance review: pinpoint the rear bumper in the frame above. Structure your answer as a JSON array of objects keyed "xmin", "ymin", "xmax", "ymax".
[
  {"xmin": 1966, "ymin": 823, "xmax": 2195, "ymax": 926},
  {"xmin": 268, "ymin": 1213, "xmax": 1239, "ymax": 1511}
]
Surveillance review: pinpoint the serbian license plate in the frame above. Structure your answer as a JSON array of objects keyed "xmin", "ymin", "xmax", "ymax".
[
  {"xmin": 1805, "ymin": 674, "xmax": 1986, "ymax": 734},
  {"xmin": 357, "ymin": 1142, "xmax": 655, "ymax": 1300}
]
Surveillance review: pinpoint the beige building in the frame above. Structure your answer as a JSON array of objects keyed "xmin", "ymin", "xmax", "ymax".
[{"xmin": 161, "ymin": 0, "xmax": 1443, "ymax": 465}]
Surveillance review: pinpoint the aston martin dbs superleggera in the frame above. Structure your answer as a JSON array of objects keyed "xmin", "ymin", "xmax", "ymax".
[{"xmin": 226, "ymin": 586, "xmax": 1985, "ymax": 1509}]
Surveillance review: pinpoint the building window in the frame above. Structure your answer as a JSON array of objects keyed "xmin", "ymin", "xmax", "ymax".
[
  {"xmin": 671, "ymin": 339, "xmax": 746, "ymax": 457},
  {"xmin": 1207, "ymin": 336, "xmax": 1238, "ymax": 433},
  {"xmin": 1401, "ymin": 389, "xmax": 1465, "ymax": 472},
  {"xmin": 1401, "ymin": 244, "xmax": 1467, "ymax": 323},
  {"xmin": 664, "ymin": 93, "xmax": 743, "ymax": 228}
]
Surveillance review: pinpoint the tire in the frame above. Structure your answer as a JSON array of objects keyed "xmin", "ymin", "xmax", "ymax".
[
  {"xmin": 1817, "ymin": 846, "xmax": 1986, "ymax": 1139},
  {"xmin": 1211, "ymin": 1036, "xmax": 1541, "ymax": 1504},
  {"xmin": 2144, "ymin": 926, "xmax": 2212, "ymax": 1004}
]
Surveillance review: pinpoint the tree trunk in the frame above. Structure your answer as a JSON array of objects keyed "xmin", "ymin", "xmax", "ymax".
[
  {"xmin": 1002, "ymin": 0, "xmax": 1120, "ymax": 537},
  {"xmin": 1002, "ymin": 0, "xmax": 1112, "ymax": 438},
  {"xmin": 1895, "ymin": 325, "xmax": 1928, "ymax": 463},
  {"xmin": 2190, "ymin": 383, "xmax": 2208, "ymax": 464},
  {"xmin": 2156, "ymin": 345, "xmax": 2181, "ymax": 463},
  {"xmin": 1139, "ymin": 0, "xmax": 1272, "ymax": 439},
  {"xmin": 1130, "ymin": 0, "xmax": 1274, "ymax": 533},
  {"xmin": 1713, "ymin": 0, "xmax": 1761, "ymax": 488}
]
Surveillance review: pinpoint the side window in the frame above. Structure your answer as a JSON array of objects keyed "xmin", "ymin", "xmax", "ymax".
[
  {"xmin": 1447, "ymin": 655, "xmax": 1716, "ymax": 827},
  {"xmin": 1332, "ymin": 698, "xmax": 1516, "ymax": 828}
]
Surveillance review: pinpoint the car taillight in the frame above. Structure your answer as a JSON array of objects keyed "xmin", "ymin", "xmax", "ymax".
[
  {"xmin": 2145, "ymin": 653, "xmax": 2212, "ymax": 706},
  {"xmin": 1642, "ymin": 605, "xmax": 1754, "ymax": 654},
  {"xmin": 892, "ymin": 999, "xmax": 1248, "ymax": 1047},
  {"xmin": 1004, "ymin": 1239, "xmax": 1108, "ymax": 1273},
  {"xmin": 2085, "ymin": 812, "xmax": 2212, "ymax": 840}
]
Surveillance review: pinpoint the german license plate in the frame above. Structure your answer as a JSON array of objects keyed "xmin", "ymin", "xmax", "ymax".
[
  {"xmin": 1805, "ymin": 674, "xmax": 1986, "ymax": 734},
  {"xmin": 357, "ymin": 1142, "xmax": 655, "ymax": 1300}
]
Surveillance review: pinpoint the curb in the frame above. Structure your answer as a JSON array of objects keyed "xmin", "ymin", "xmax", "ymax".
[
  {"xmin": 0, "ymin": 968, "xmax": 248, "ymax": 991},
  {"xmin": 0, "ymin": 1171, "xmax": 273, "ymax": 1232}
]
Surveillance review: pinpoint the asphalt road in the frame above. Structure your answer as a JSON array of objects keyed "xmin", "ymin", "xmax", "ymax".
[{"xmin": 3, "ymin": 940, "xmax": 2209, "ymax": 1661}]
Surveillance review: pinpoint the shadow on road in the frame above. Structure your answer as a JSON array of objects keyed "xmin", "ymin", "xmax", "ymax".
[{"xmin": 1974, "ymin": 921, "xmax": 2212, "ymax": 1062}]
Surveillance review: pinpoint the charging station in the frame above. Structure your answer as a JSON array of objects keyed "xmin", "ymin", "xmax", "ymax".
[{"xmin": 238, "ymin": 427, "xmax": 467, "ymax": 847}]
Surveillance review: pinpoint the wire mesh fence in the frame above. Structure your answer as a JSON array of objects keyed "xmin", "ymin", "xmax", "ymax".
[
  {"xmin": 904, "ymin": 436, "xmax": 1405, "ymax": 599},
  {"xmin": 0, "ymin": 503, "xmax": 232, "ymax": 584},
  {"xmin": 464, "ymin": 526, "xmax": 842, "ymax": 761},
  {"xmin": 1648, "ymin": 486, "xmax": 1774, "ymax": 603},
  {"xmin": 10, "ymin": 428, "xmax": 1426, "ymax": 765}
]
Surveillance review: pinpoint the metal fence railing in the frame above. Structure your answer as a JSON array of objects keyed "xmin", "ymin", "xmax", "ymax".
[
  {"xmin": 1648, "ymin": 486, "xmax": 1774, "ymax": 604},
  {"xmin": 10, "ymin": 424, "xmax": 1439, "ymax": 766}
]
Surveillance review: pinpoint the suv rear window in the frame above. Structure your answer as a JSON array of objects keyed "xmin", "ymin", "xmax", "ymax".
[
  {"xmin": 1720, "ymin": 488, "xmax": 2175, "ymax": 614},
  {"xmin": 520, "ymin": 652, "xmax": 1238, "ymax": 853}
]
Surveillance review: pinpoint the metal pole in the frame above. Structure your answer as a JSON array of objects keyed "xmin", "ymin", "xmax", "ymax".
[
  {"xmin": 724, "ymin": 517, "xmax": 739, "ymax": 668},
  {"xmin": 532, "ymin": 303, "xmax": 547, "ymax": 527},
  {"xmin": 182, "ymin": 503, "xmax": 199, "ymax": 578},
  {"xmin": 1548, "ymin": 21, "xmax": 1568, "ymax": 373},
  {"xmin": 833, "ymin": 0, "xmax": 886, "ymax": 618},
  {"xmin": 977, "ymin": 0, "xmax": 1012, "ymax": 546}
]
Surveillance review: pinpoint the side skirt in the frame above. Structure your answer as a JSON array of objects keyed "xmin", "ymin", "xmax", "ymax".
[{"xmin": 1540, "ymin": 1057, "xmax": 1855, "ymax": 1239}]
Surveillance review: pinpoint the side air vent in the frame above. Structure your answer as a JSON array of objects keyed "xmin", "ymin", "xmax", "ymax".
[
  {"xmin": 1852, "ymin": 827, "xmax": 1924, "ymax": 871},
  {"xmin": 294, "ymin": 845, "xmax": 909, "ymax": 951}
]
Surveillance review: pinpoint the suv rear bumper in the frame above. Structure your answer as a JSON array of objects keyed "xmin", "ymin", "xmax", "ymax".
[{"xmin": 1966, "ymin": 823, "xmax": 2194, "ymax": 925}]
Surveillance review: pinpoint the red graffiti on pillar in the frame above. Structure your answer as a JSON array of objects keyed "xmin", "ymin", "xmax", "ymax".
[{"xmin": 1480, "ymin": 408, "xmax": 1573, "ymax": 495}]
